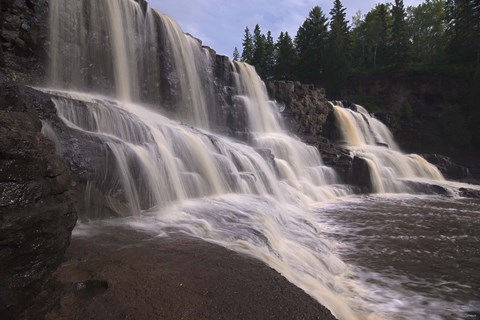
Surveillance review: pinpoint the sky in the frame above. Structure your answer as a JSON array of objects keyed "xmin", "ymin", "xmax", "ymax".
[{"xmin": 150, "ymin": 0, "xmax": 422, "ymax": 57}]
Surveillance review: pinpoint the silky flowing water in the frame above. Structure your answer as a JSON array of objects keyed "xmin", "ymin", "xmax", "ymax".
[{"xmin": 44, "ymin": 0, "xmax": 480, "ymax": 319}]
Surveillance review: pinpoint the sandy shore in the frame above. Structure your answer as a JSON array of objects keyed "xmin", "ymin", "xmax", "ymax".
[{"xmin": 35, "ymin": 225, "xmax": 337, "ymax": 320}]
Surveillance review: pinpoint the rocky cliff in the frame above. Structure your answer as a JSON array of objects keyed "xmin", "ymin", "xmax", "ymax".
[
  {"xmin": 0, "ymin": 0, "xmax": 48, "ymax": 83},
  {"xmin": 343, "ymin": 74, "xmax": 479, "ymax": 156},
  {"xmin": 0, "ymin": 74, "xmax": 76, "ymax": 320},
  {"xmin": 265, "ymin": 80, "xmax": 374, "ymax": 190},
  {"xmin": 0, "ymin": 3, "xmax": 80, "ymax": 317}
]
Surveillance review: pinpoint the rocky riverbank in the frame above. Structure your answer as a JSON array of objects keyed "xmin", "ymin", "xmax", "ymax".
[{"xmin": 32, "ymin": 225, "xmax": 337, "ymax": 320}]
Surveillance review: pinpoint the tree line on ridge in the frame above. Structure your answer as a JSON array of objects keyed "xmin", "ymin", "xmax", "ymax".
[{"xmin": 233, "ymin": 0, "xmax": 480, "ymax": 95}]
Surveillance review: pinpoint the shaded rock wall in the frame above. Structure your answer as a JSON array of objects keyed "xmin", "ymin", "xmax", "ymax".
[
  {"xmin": 342, "ymin": 73, "xmax": 480, "ymax": 181},
  {"xmin": 265, "ymin": 80, "xmax": 365, "ymax": 187},
  {"xmin": 266, "ymin": 80, "xmax": 329, "ymax": 137},
  {"xmin": 0, "ymin": 74, "xmax": 77, "ymax": 320},
  {"xmin": 0, "ymin": 0, "xmax": 48, "ymax": 83},
  {"xmin": 342, "ymin": 74, "xmax": 470, "ymax": 154}
]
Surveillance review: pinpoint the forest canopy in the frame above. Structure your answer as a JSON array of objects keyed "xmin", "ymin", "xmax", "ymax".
[{"xmin": 233, "ymin": 0, "xmax": 480, "ymax": 93}]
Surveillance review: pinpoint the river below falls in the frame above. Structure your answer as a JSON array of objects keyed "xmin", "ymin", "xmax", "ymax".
[
  {"xmin": 316, "ymin": 195, "xmax": 480, "ymax": 320},
  {"xmin": 74, "ymin": 193, "xmax": 480, "ymax": 320}
]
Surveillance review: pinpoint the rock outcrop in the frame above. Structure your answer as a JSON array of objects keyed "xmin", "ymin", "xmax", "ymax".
[
  {"xmin": 422, "ymin": 154, "xmax": 472, "ymax": 181},
  {"xmin": 342, "ymin": 73, "xmax": 477, "ymax": 158},
  {"xmin": 265, "ymin": 80, "xmax": 375, "ymax": 189},
  {"xmin": 0, "ymin": 0, "xmax": 48, "ymax": 83},
  {"xmin": 0, "ymin": 74, "xmax": 77, "ymax": 319},
  {"xmin": 266, "ymin": 80, "xmax": 329, "ymax": 137}
]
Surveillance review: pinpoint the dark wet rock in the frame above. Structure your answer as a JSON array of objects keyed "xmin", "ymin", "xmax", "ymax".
[
  {"xmin": 0, "ymin": 74, "xmax": 77, "ymax": 320},
  {"xmin": 0, "ymin": 0, "xmax": 49, "ymax": 83},
  {"xmin": 74, "ymin": 280, "xmax": 109, "ymax": 299},
  {"xmin": 459, "ymin": 188, "xmax": 480, "ymax": 199},
  {"xmin": 41, "ymin": 226, "xmax": 338, "ymax": 320},
  {"xmin": 266, "ymin": 80, "xmax": 329, "ymax": 137},
  {"xmin": 351, "ymin": 156, "xmax": 373, "ymax": 193},
  {"xmin": 464, "ymin": 311, "xmax": 480, "ymax": 320},
  {"xmin": 402, "ymin": 180, "xmax": 452, "ymax": 196},
  {"xmin": 423, "ymin": 154, "xmax": 471, "ymax": 181},
  {"xmin": 266, "ymin": 80, "xmax": 357, "ymax": 183}
]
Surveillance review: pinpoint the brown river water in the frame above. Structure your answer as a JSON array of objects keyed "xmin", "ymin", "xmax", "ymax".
[{"xmin": 317, "ymin": 195, "xmax": 480, "ymax": 320}]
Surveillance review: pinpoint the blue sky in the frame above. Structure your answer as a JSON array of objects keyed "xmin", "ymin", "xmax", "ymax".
[{"xmin": 150, "ymin": 0, "xmax": 422, "ymax": 57}]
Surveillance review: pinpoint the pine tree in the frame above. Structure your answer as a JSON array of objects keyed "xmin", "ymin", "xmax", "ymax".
[
  {"xmin": 252, "ymin": 24, "xmax": 268, "ymax": 78},
  {"xmin": 295, "ymin": 6, "xmax": 329, "ymax": 83},
  {"xmin": 445, "ymin": 0, "xmax": 480, "ymax": 68},
  {"xmin": 241, "ymin": 27, "xmax": 254, "ymax": 63},
  {"xmin": 265, "ymin": 31, "xmax": 276, "ymax": 78},
  {"xmin": 391, "ymin": 0, "xmax": 410, "ymax": 67},
  {"xmin": 233, "ymin": 47, "xmax": 240, "ymax": 61},
  {"xmin": 326, "ymin": 0, "xmax": 351, "ymax": 95},
  {"xmin": 274, "ymin": 32, "xmax": 298, "ymax": 80},
  {"xmin": 377, "ymin": 4, "xmax": 392, "ymax": 67}
]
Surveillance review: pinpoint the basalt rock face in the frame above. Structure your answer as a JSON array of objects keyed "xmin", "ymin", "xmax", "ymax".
[
  {"xmin": 0, "ymin": 74, "xmax": 77, "ymax": 319},
  {"xmin": 266, "ymin": 80, "xmax": 329, "ymax": 137},
  {"xmin": 342, "ymin": 74, "xmax": 473, "ymax": 156},
  {"xmin": 422, "ymin": 154, "xmax": 472, "ymax": 181},
  {"xmin": 0, "ymin": 0, "xmax": 48, "ymax": 83},
  {"xmin": 265, "ymin": 80, "xmax": 365, "ymax": 187},
  {"xmin": 204, "ymin": 48, "xmax": 248, "ymax": 138}
]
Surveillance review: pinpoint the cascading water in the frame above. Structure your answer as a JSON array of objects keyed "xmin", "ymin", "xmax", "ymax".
[
  {"xmin": 42, "ymin": 1, "xmax": 480, "ymax": 320},
  {"xmin": 48, "ymin": 0, "xmax": 213, "ymax": 127},
  {"xmin": 42, "ymin": 88, "xmax": 360, "ymax": 320},
  {"xmin": 231, "ymin": 62, "xmax": 350, "ymax": 203},
  {"xmin": 45, "ymin": 1, "xmax": 360, "ymax": 319},
  {"xmin": 332, "ymin": 102, "xmax": 445, "ymax": 193},
  {"xmin": 159, "ymin": 15, "xmax": 212, "ymax": 128}
]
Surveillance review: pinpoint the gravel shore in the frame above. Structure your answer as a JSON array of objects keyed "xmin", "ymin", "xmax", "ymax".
[{"xmin": 37, "ymin": 225, "xmax": 337, "ymax": 320}]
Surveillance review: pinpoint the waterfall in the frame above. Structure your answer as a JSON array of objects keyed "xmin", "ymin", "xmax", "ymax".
[
  {"xmin": 42, "ymin": 88, "xmax": 359, "ymax": 320},
  {"xmin": 332, "ymin": 102, "xmax": 445, "ymax": 193},
  {"xmin": 232, "ymin": 62, "xmax": 349, "ymax": 202},
  {"xmin": 43, "ymin": 1, "xmax": 466, "ymax": 320},
  {"xmin": 158, "ymin": 15, "xmax": 211, "ymax": 129},
  {"xmin": 48, "ymin": 0, "xmax": 212, "ymax": 127}
]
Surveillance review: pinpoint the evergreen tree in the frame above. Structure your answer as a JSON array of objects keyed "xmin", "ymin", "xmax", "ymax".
[
  {"xmin": 274, "ymin": 32, "xmax": 298, "ymax": 80},
  {"xmin": 233, "ymin": 47, "xmax": 240, "ymax": 61},
  {"xmin": 295, "ymin": 6, "xmax": 329, "ymax": 83},
  {"xmin": 377, "ymin": 3, "xmax": 392, "ymax": 67},
  {"xmin": 391, "ymin": 0, "xmax": 411, "ymax": 67},
  {"xmin": 325, "ymin": 0, "xmax": 351, "ymax": 95},
  {"xmin": 265, "ymin": 30, "xmax": 276, "ymax": 78},
  {"xmin": 445, "ymin": 0, "xmax": 480, "ymax": 68},
  {"xmin": 241, "ymin": 27, "xmax": 254, "ymax": 63},
  {"xmin": 252, "ymin": 24, "xmax": 268, "ymax": 78}
]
